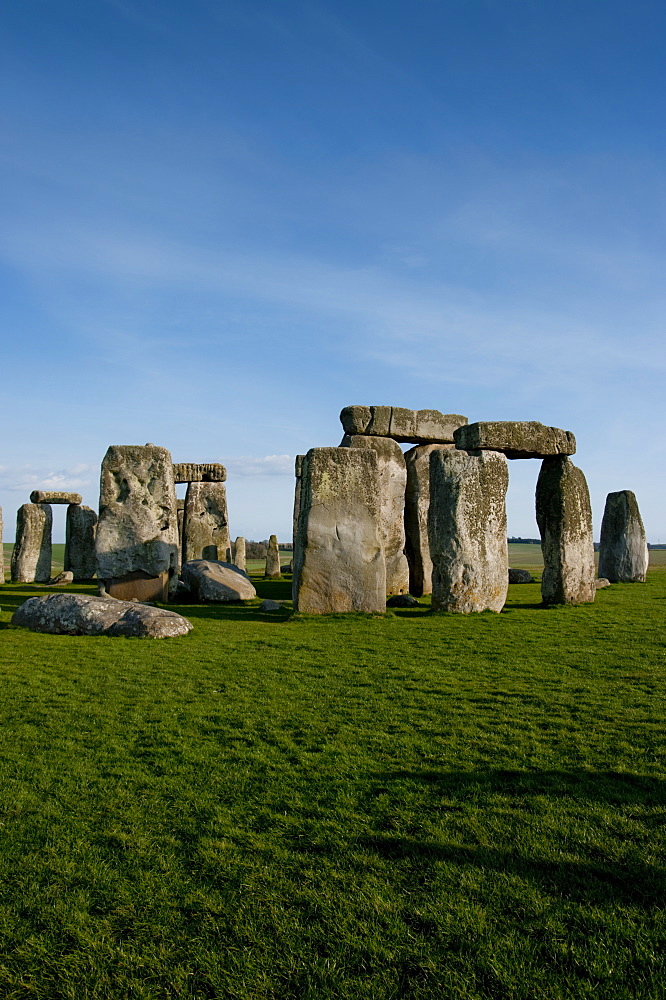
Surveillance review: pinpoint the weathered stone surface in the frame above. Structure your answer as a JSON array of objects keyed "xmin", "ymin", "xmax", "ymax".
[
  {"xmin": 508, "ymin": 568, "xmax": 533, "ymax": 584},
  {"xmin": 0, "ymin": 507, "xmax": 4, "ymax": 584},
  {"xmin": 96, "ymin": 444, "xmax": 179, "ymax": 602},
  {"xmin": 428, "ymin": 450, "xmax": 509, "ymax": 613},
  {"xmin": 259, "ymin": 599, "xmax": 282, "ymax": 611},
  {"xmin": 404, "ymin": 444, "xmax": 453, "ymax": 597},
  {"xmin": 265, "ymin": 535, "xmax": 281, "ymax": 578},
  {"xmin": 11, "ymin": 504, "xmax": 52, "ymax": 583},
  {"xmin": 177, "ymin": 502, "xmax": 185, "ymax": 573},
  {"xmin": 386, "ymin": 593, "xmax": 419, "ymax": 607},
  {"xmin": 341, "ymin": 434, "xmax": 409, "ymax": 595},
  {"xmin": 182, "ymin": 482, "xmax": 231, "ymax": 564},
  {"xmin": 12, "ymin": 592, "xmax": 192, "ymax": 638},
  {"xmin": 293, "ymin": 455, "xmax": 305, "ymax": 548},
  {"xmin": 30, "ymin": 490, "xmax": 82, "ymax": 505},
  {"xmin": 598, "ymin": 491, "xmax": 649, "ymax": 583},
  {"xmin": 341, "ymin": 406, "xmax": 467, "ymax": 444},
  {"xmin": 536, "ymin": 456, "xmax": 596, "ymax": 605},
  {"xmin": 48, "ymin": 571, "xmax": 74, "ymax": 586},
  {"xmin": 64, "ymin": 504, "xmax": 97, "ymax": 580},
  {"xmin": 181, "ymin": 560, "xmax": 256, "ymax": 602},
  {"xmin": 293, "ymin": 447, "xmax": 385, "ymax": 613},
  {"xmin": 454, "ymin": 421, "xmax": 576, "ymax": 459},
  {"xmin": 595, "ymin": 578, "xmax": 611, "ymax": 589},
  {"xmin": 232, "ymin": 536, "xmax": 247, "ymax": 573},
  {"xmin": 173, "ymin": 463, "xmax": 226, "ymax": 483}
]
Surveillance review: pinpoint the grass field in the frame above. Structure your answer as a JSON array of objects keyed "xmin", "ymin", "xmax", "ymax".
[{"xmin": 0, "ymin": 554, "xmax": 665, "ymax": 998}]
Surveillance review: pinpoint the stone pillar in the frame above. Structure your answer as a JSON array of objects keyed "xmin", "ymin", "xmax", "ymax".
[
  {"xmin": 293, "ymin": 447, "xmax": 386, "ymax": 613},
  {"xmin": 404, "ymin": 444, "xmax": 453, "ymax": 597},
  {"xmin": 233, "ymin": 536, "xmax": 247, "ymax": 573},
  {"xmin": 176, "ymin": 499, "xmax": 185, "ymax": 573},
  {"xmin": 11, "ymin": 503, "xmax": 53, "ymax": 583},
  {"xmin": 598, "ymin": 490, "xmax": 649, "ymax": 583},
  {"xmin": 64, "ymin": 504, "xmax": 98, "ymax": 580},
  {"xmin": 293, "ymin": 455, "xmax": 305, "ymax": 549},
  {"xmin": 0, "ymin": 507, "xmax": 4, "ymax": 584},
  {"xmin": 182, "ymin": 481, "xmax": 231, "ymax": 564},
  {"xmin": 96, "ymin": 444, "xmax": 179, "ymax": 602},
  {"xmin": 265, "ymin": 535, "xmax": 281, "ymax": 578},
  {"xmin": 341, "ymin": 435, "xmax": 409, "ymax": 595},
  {"xmin": 536, "ymin": 456, "xmax": 596, "ymax": 605},
  {"xmin": 428, "ymin": 449, "xmax": 509, "ymax": 613}
]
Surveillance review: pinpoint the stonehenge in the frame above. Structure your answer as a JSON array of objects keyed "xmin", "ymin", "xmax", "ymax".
[
  {"xmin": 173, "ymin": 463, "xmax": 226, "ymax": 483},
  {"xmin": 233, "ymin": 536, "xmax": 247, "ymax": 573},
  {"xmin": 404, "ymin": 444, "xmax": 451, "ymax": 597},
  {"xmin": 182, "ymin": 481, "xmax": 231, "ymax": 564},
  {"xmin": 0, "ymin": 507, "xmax": 3, "ymax": 584},
  {"xmin": 454, "ymin": 422, "xmax": 576, "ymax": 459},
  {"xmin": 340, "ymin": 405, "xmax": 467, "ymax": 444},
  {"xmin": 64, "ymin": 504, "xmax": 98, "ymax": 580},
  {"xmin": 536, "ymin": 456, "xmax": 596, "ymax": 605},
  {"xmin": 30, "ymin": 490, "xmax": 83, "ymax": 505},
  {"xmin": 265, "ymin": 534, "xmax": 281, "ymax": 578},
  {"xmin": 11, "ymin": 503, "xmax": 53, "ymax": 583},
  {"xmin": 598, "ymin": 491, "xmax": 648, "ymax": 583}
]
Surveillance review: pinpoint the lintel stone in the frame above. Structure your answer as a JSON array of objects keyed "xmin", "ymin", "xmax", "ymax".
[{"xmin": 454, "ymin": 421, "xmax": 576, "ymax": 459}]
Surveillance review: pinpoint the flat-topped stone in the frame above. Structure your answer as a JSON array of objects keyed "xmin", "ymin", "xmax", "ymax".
[
  {"xmin": 30, "ymin": 490, "xmax": 82, "ymax": 505},
  {"xmin": 454, "ymin": 421, "xmax": 576, "ymax": 459},
  {"xmin": 340, "ymin": 406, "xmax": 468, "ymax": 444},
  {"xmin": 173, "ymin": 463, "xmax": 226, "ymax": 483}
]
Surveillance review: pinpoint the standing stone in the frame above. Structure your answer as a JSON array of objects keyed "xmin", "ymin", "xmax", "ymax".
[
  {"xmin": 11, "ymin": 504, "xmax": 53, "ymax": 583},
  {"xmin": 233, "ymin": 536, "xmax": 247, "ymax": 573},
  {"xmin": 0, "ymin": 507, "xmax": 3, "ymax": 584},
  {"xmin": 182, "ymin": 482, "xmax": 231, "ymax": 565},
  {"xmin": 64, "ymin": 504, "xmax": 98, "ymax": 580},
  {"xmin": 293, "ymin": 447, "xmax": 386, "ymax": 613},
  {"xmin": 341, "ymin": 434, "xmax": 409, "ymax": 595},
  {"xmin": 598, "ymin": 491, "xmax": 649, "ymax": 583},
  {"xmin": 293, "ymin": 455, "xmax": 305, "ymax": 548},
  {"xmin": 96, "ymin": 444, "xmax": 179, "ymax": 602},
  {"xmin": 536, "ymin": 456, "xmax": 596, "ymax": 605},
  {"xmin": 404, "ymin": 444, "xmax": 453, "ymax": 597},
  {"xmin": 176, "ymin": 499, "xmax": 185, "ymax": 573},
  {"xmin": 428, "ymin": 450, "xmax": 509, "ymax": 613},
  {"xmin": 265, "ymin": 535, "xmax": 281, "ymax": 578}
]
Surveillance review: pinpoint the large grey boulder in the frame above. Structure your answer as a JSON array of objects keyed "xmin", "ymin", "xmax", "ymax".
[
  {"xmin": 340, "ymin": 405, "xmax": 468, "ymax": 444},
  {"xmin": 182, "ymin": 481, "xmax": 231, "ymax": 564},
  {"xmin": 181, "ymin": 560, "xmax": 256, "ymax": 602},
  {"xmin": 12, "ymin": 592, "xmax": 192, "ymax": 638},
  {"xmin": 265, "ymin": 535, "xmax": 281, "ymax": 578},
  {"xmin": 598, "ymin": 490, "xmax": 649, "ymax": 583},
  {"xmin": 293, "ymin": 447, "xmax": 386, "ymax": 613},
  {"xmin": 536, "ymin": 456, "xmax": 596, "ymax": 605},
  {"xmin": 454, "ymin": 421, "xmax": 576, "ymax": 459},
  {"xmin": 233, "ymin": 536, "xmax": 247, "ymax": 573},
  {"xmin": 508, "ymin": 568, "xmax": 534, "ymax": 584},
  {"xmin": 64, "ymin": 504, "xmax": 98, "ymax": 580},
  {"xmin": 172, "ymin": 463, "xmax": 226, "ymax": 483},
  {"xmin": 342, "ymin": 434, "xmax": 409, "ymax": 595},
  {"xmin": 428, "ymin": 449, "xmax": 509, "ymax": 613},
  {"xmin": 404, "ymin": 444, "xmax": 453, "ymax": 597},
  {"xmin": 11, "ymin": 503, "xmax": 52, "ymax": 583},
  {"xmin": 95, "ymin": 444, "xmax": 179, "ymax": 602},
  {"xmin": 47, "ymin": 571, "xmax": 74, "ymax": 586},
  {"xmin": 30, "ymin": 490, "xmax": 82, "ymax": 505}
]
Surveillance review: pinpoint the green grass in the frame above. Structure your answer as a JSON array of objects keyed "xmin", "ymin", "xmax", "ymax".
[{"xmin": 0, "ymin": 567, "xmax": 665, "ymax": 998}]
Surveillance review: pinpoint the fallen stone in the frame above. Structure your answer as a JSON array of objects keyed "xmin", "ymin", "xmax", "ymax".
[
  {"xmin": 404, "ymin": 444, "xmax": 453, "ymax": 597},
  {"xmin": 96, "ymin": 444, "xmax": 179, "ymax": 602},
  {"xmin": 64, "ymin": 504, "xmax": 97, "ymax": 580},
  {"xmin": 11, "ymin": 503, "xmax": 52, "ymax": 583},
  {"xmin": 293, "ymin": 447, "xmax": 386, "ymax": 613},
  {"xmin": 182, "ymin": 481, "xmax": 231, "ymax": 564},
  {"xmin": 595, "ymin": 578, "xmax": 611, "ymax": 589},
  {"xmin": 429, "ymin": 449, "xmax": 509, "ymax": 613},
  {"xmin": 340, "ymin": 405, "xmax": 467, "ymax": 444},
  {"xmin": 30, "ymin": 490, "xmax": 82, "ymax": 505},
  {"xmin": 265, "ymin": 535, "xmax": 281, "ymax": 578},
  {"xmin": 48, "ymin": 571, "xmax": 74, "ymax": 586},
  {"xmin": 259, "ymin": 599, "xmax": 282, "ymax": 611},
  {"xmin": 536, "ymin": 456, "xmax": 596, "ymax": 605},
  {"xmin": 281, "ymin": 562, "xmax": 293, "ymax": 574},
  {"xmin": 454, "ymin": 421, "xmax": 576, "ymax": 459},
  {"xmin": 386, "ymin": 593, "xmax": 420, "ymax": 607},
  {"xmin": 233, "ymin": 536, "xmax": 247, "ymax": 573},
  {"xmin": 173, "ymin": 463, "xmax": 226, "ymax": 483},
  {"xmin": 11, "ymin": 592, "xmax": 192, "ymax": 637},
  {"xmin": 341, "ymin": 435, "xmax": 409, "ymax": 595},
  {"xmin": 508, "ymin": 568, "xmax": 533, "ymax": 584},
  {"xmin": 181, "ymin": 560, "xmax": 257, "ymax": 602},
  {"xmin": 598, "ymin": 490, "xmax": 649, "ymax": 583}
]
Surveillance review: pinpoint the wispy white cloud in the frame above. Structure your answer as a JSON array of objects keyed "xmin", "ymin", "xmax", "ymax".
[
  {"xmin": 225, "ymin": 455, "xmax": 294, "ymax": 477},
  {"xmin": 0, "ymin": 464, "xmax": 94, "ymax": 493}
]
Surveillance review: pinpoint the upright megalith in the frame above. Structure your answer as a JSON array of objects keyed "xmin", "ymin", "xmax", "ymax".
[
  {"xmin": 293, "ymin": 455, "xmax": 305, "ymax": 548},
  {"xmin": 233, "ymin": 536, "xmax": 247, "ymax": 573},
  {"xmin": 0, "ymin": 507, "xmax": 4, "ymax": 584},
  {"xmin": 341, "ymin": 434, "xmax": 409, "ymax": 595},
  {"xmin": 95, "ymin": 444, "xmax": 179, "ymax": 602},
  {"xmin": 11, "ymin": 503, "xmax": 53, "ymax": 583},
  {"xmin": 265, "ymin": 535, "xmax": 281, "ymax": 578},
  {"xmin": 182, "ymin": 482, "xmax": 231, "ymax": 565},
  {"xmin": 598, "ymin": 491, "xmax": 649, "ymax": 583},
  {"xmin": 536, "ymin": 456, "xmax": 596, "ymax": 605},
  {"xmin": 293, "ymin": 447, "xmax": 385, "ymax": 613},
  {"xmin": 176, "ymin": 499, "xmax": 185, "ymax": 572},
  {"xmin": 404, "ymin": 444, "xmax": 452, "ymax": 597},
  {"xmin": 64, "ymin": 504, "xmax": 98, "ymax": 580},
  {"xmin": 428, "ymin": 449, "xmax": 509, "ymax": 613}
]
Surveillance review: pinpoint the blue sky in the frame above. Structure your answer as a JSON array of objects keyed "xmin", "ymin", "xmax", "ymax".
[{"xmin": 1, "ymin": 0, "xmax": 665, "ymax": 542}]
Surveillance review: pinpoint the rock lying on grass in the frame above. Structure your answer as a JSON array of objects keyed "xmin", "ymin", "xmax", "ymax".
[
  {"xmin": 258, "ymin": 599, "xmax": 283, "ymax": 612},
  {"xmin": 595, "ymin": 578, "xmax": 611, "ymax": 589},
  {"xmin": 180, "ymin": 560, "xmax": 256, "ymax": 602},
  {"xmin": 508, "ymin": 568, "xmax": 533, "ymax": 584},
  {"xmin": 48, "ymin": 571, "xmax": 74, "ymax": 586},
  {"xmin": 386, "ymin": 594, "xmax": 420, "ymax": 608},
  {"xmin": 11, "ymin": 593, "xmax": 193, "ymax": 638}
]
